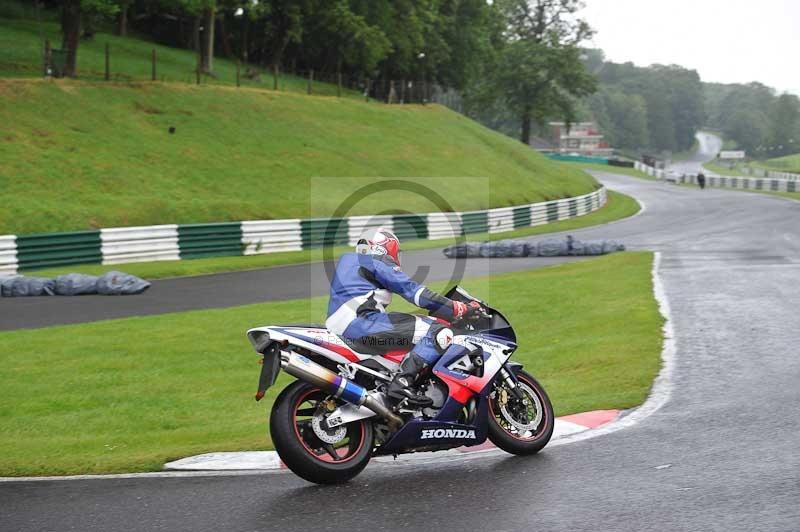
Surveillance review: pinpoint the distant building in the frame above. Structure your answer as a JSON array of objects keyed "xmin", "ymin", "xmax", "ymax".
[{"xmin": 549, "ymin": 121, "xmax": 613, "ymax": 156}]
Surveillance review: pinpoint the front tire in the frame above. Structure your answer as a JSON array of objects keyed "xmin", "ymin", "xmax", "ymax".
[
  {"xmin": 270, "ymin": 380, "xmax": 374, "ymax": 484},
  {"xmin": 487, "ymin": 369, "xmax": 554, "ymax": 455}
]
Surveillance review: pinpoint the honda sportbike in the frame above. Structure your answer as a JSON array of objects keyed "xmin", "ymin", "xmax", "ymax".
[{"xmin": 247, "ymin": 286, "xmax": 554, "ymax": 484}]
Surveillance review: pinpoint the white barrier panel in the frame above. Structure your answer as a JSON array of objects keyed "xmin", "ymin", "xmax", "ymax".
[
  {"xmin": 487, "ymin": 206, "xmax": 515, "ymax": 234},
  {"xmin": 241, "ymin": 220, "xmax": 303, "ymax": 255},
  {"xmin": 101, "ymin": 225, "xmax": 180, "ymax": 265},
  {"xmin": 427, "ymin": 213, "xmax": 462, "ymax": 240},
  {"xmin": 346, "ymin": 215, "xmax": 394, "ymax": 245},
  {"xmin": 0, "ymin": 235, "xmax": 17, "ymax": 275}
]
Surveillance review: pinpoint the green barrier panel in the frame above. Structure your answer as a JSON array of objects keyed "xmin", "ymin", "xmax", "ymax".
[
  {"xmin": 546, "ymin": 202, "xmax": 559, "ymax": 222},
  {"xmin": 584, "ymin": 196, "xmax": 593, "ymax": 212},
  {"xmin": 546, "ymin": 154, "xmax": 609, "ymax": 164},
  {"xmin": 771, "ymin": 180, "xmax": 779, "ymax": 191},
  {"xmin": 755, "ymin": 180, "xmax": 763, "ymax": 190},
  {"xmin": 512, "ymin": 206, "xmax": 531, "ymax": 228},
  {"xmin": 16, "ymin": 230, "xmax": 101, "ymax": 271},
  {"xmin": 178, "ymin": 222, "xmax": 243, "ymax": 259},
  {"xmin": 731, "ymin": 178, "xmax": 738, "ymax": 188},
  {"xmin": 460, "ymin": 212, "xmax": 488, "ymax": 235},
  {"xmin": 300, "ymin": 218, "xmax": 349, "ymax": 249},
  {"xmin": 788, "ymin": 181, "xmax": 796, "ymax": 193},
  {"xmin": 392, "ymin": 214, "xmax": 428, "ymax": 241},
  {"xmin": 568, "ymin": 199, "xmax": 578, "ymax": 218}
]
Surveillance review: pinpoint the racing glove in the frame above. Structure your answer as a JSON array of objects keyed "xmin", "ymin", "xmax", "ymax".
[{"xmin": 452, "ymin": 300, "xmax": 486, "ymax": 320}]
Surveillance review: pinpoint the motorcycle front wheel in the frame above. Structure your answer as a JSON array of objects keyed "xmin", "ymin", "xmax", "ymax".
[
  {"xmin": 487, "ymin": 369, "xmax": 554, "ymax": 455},
  {"xmin": 270, "ymin": 380, "xmax": 374, "ymax": 484}
]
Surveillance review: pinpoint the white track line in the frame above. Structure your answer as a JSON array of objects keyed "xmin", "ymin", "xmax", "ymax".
[{"xmin": 1, "ymin": 251, "xmax": 675, "ymax": 483}]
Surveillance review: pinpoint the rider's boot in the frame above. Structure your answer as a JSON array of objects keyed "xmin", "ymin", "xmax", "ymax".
[{"xmin": 387, "ymin": 352, "xmax": 434, "ymax": 407}]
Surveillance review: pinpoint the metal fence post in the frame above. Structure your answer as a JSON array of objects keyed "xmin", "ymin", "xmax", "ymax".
[
  {"xmin": 43, "ymin": 39, "xmax": 51, "ymax": 77},
  {"xmin": 104, "ymin": 43, "xmax": 110, "ymax": 81}
]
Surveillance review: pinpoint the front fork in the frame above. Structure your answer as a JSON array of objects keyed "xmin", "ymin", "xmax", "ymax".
[{"xmin": 498, "ymin": 363, "xmax": 525, "ymax": 400}]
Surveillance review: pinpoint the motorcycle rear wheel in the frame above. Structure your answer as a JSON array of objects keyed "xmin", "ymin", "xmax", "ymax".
[
  {"xmin": 487, "ymin": 369, "xmax": 554, "ymax": 455},
  {"xmin": 270, "ymin": 380, "xmax": 374, "ymax": 484}
]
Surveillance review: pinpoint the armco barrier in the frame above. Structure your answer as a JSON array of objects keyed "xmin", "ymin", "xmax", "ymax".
[
  {"xmin": 15, "ymin": 230, "xmax": 102, "ymax": 271},
  {"xmin": 737, "ymin": 166, "xmax": 800, "ymax": 181},
  {"xmin": 633, "ymin": 161, "xmax": 666, "ymax": 179},
  {"xmin": 0, "ymin": 187, "xmax": 606, "ymax": 275},
  {"xmin": 0, "ymin": 235, "xmax": 17, "ymax": 275},
  {"xmin": 101, "ymin": 225, "xmax": 179, "ymax": 265},
  {"xmin": 675, "ymin": 174, "xmax": 798, "ymax": 192}
]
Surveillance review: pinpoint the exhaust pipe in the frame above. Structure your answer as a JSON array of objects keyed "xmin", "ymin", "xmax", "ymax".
[{"xmin": 280, "ymin": 351, "xmax": 403, "ymax": 430}]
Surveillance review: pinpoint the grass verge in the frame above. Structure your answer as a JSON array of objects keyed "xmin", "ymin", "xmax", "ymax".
[
  {"xmin": 26, "ymin": 190, "xmax": 640, "ymax": 279},
  {"xmin": 0, "ymin": 252, "xmax": 662, "ymax": 476}
]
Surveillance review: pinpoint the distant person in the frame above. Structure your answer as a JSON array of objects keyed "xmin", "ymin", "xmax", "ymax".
[{"xmin": 697, "ymin": 172, "xmax": 706, "ymax": 190}]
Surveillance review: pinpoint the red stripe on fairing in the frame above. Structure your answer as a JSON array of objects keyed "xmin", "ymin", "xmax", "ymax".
[
  {"xmin": 435, "ymin": 371, "xmax": 473, "ymax": 404},
  {"xmin": 382, "ymin": 349, "xmax": 410, "ymax": 364}
]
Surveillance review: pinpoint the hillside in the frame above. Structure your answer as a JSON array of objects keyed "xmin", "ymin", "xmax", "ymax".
[
  {"xmin": 0, "ymin": 78, "xmax": 598, "ymax": 235},
  {"xmin": 0, "ymin": 14, "xmax": 351, "ymax": 96},
  {"xmin": 756, "ymin": 153, "xmax": 800, "ymax": 173}
]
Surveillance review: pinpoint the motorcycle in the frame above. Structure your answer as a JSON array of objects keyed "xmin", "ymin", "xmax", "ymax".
[{"xmin": 247, "ymin": 286, "xmax": 554, "ymax": 484}]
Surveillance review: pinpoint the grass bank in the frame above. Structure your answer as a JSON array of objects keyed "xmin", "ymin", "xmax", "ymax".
[
  {"xmin": 752, "ymin": 153, "xmax": 800, "ymax": 173},
  {"xmin": 0, "ymin": 79, "xmax": 597, "ymax": 235},
  {"xmin": 703, "ymin": 161, "xmax": 742, "ymax": 176},
  {"xmin": 0, "ymin": 15, "xmax": 356, "ymax": 95},
  {"xmin": 0, "ymin": 252, "xmax": 662, "ymax": 476},
  {"xmin": 557, "ymin": 161, "xmax": 655, "ymax": 181},
  {"xmin": 27, "ymin": 190, "xmax": 640, "ymax": 279}
]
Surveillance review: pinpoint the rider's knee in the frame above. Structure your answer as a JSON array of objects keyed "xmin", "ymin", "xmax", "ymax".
[{"xmin": 432, "ymin": 325, "xmax": 454, "ymax": 354}]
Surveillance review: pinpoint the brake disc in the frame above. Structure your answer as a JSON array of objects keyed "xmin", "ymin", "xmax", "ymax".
[
  {"xmin": 311, "ymin": 413, "xmax": 347, "ymax": 444},
  {"xmin": 499, "ymin": 382, "xmax": 543, "ymax": 432}
]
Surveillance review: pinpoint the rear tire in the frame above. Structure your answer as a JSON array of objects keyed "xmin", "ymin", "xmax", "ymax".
[
  {"xmin": 270, "ymin": 380, "xmax": 373, "ymax": 485},
  {"xmin": 487, "ymin": 370, "xmax": 554, "ymax": 455}
]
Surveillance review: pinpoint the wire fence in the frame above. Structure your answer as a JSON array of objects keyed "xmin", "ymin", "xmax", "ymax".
[{"xmin": 37, "ymin": 39, "xmax": 463, "ymax": 111}]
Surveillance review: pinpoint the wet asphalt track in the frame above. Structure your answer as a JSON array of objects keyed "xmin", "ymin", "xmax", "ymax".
[
  {"xmin": 2, "ymin": 170, "xmax": 800, "ymax": 531},
  {"xmin": 0, "ymin": 254, "xmax": 585, "ymax": 331}
]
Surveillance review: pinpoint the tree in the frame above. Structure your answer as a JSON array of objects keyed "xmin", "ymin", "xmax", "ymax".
[
  {"xmin": 304, "ymin": 0, "xmax": 392, "ymax": 75},
  {"xmin": 768, "ymin": 93, "xmax": 800, "ymax": 157},
  {"xmin": 479, "ymin": 0, "xmax": 597, "ymax": 144},
  {"xmin": 115, "ymin": 0, "xmax": 132, "ymax": 36},
  {"xmin": 59, "ymin": 0, "xmax": 119, "ymax": 77}
]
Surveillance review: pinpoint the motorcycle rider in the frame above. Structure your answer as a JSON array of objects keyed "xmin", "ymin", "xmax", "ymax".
[{"xmin": 326, "ymin": 227, "xmax": 485, "ymax": 406}]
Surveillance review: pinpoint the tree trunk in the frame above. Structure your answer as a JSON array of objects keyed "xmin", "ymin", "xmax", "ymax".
[
  {"xmin": 218, "ymin": 13, "xmax": 233, "ymax": 58},
  {"xmin": 192, "ymin": 15, "xmax": 200, "ymax": 52},
  {"xmin": 520, "ymin": 105, "xmax": 532, "ymax": 145},
  {"xmin": 60, "ymin": 0, "xmax": 81, "ymax": 77},
  {"xmin": 271, "ymin": 33, "xmax": 291, "ymax": 74},
  {"xmin": 241, "ymin": 15, "xmax": 249, "ymax": 63},
  {"xmin": 201, "ymin": 7, "xmax": 215, "ymax": 73},
  {"xmin": 117, "ymin": 3, "xmax": 128, "ymax": 37}
]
